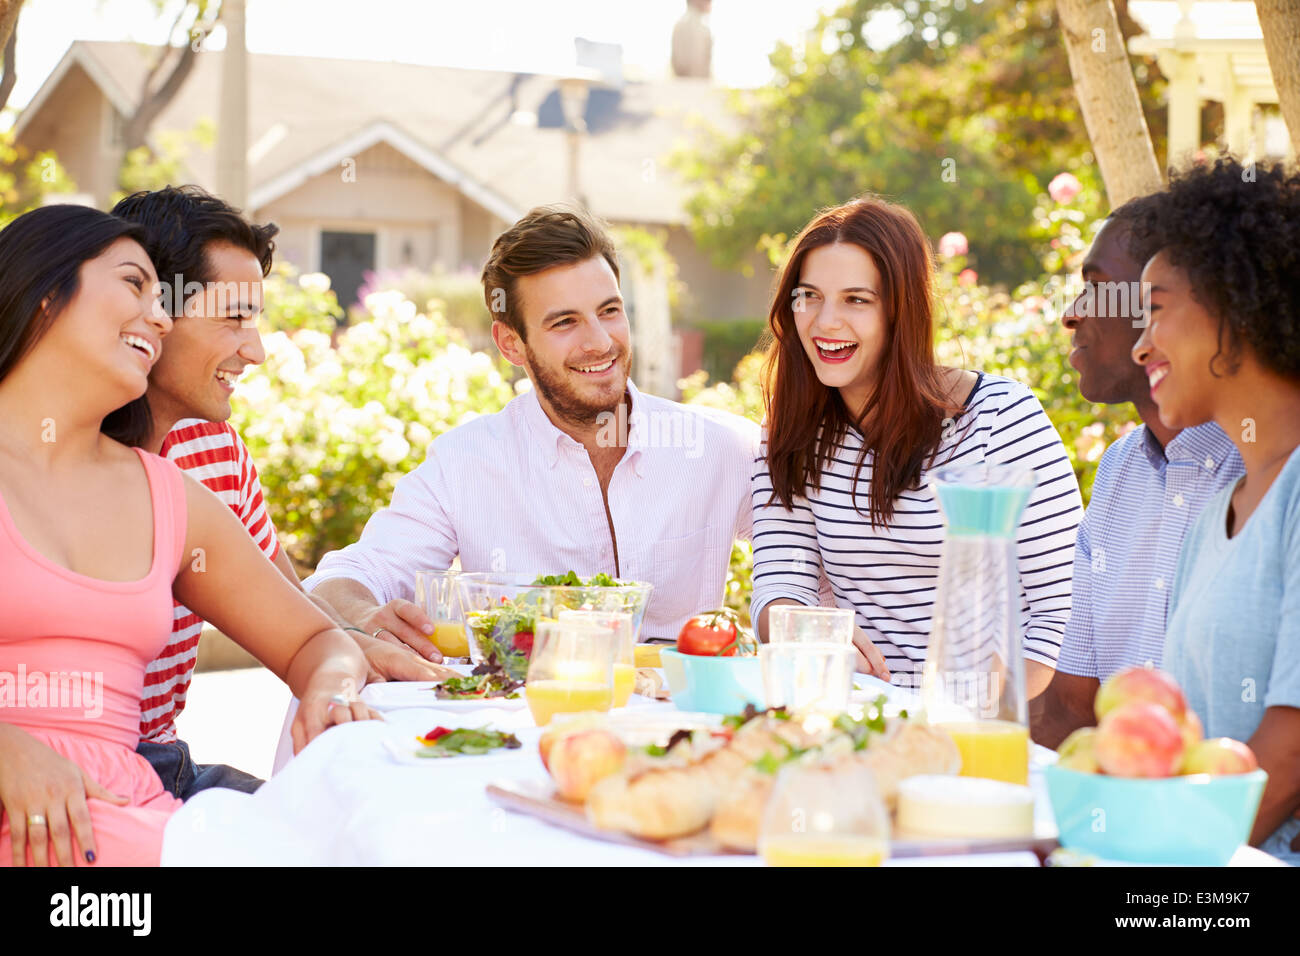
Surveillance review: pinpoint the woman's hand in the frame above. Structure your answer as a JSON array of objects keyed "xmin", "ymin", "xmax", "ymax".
[
  {"xmin": 0, "ymin": 724, "xmax": 129, "ymax": 867},
  {"xmin": 851, "ymin": 626, "xmax": 891, "ymax": 681},
  {"xmin": 290, "ymin": 677, "xmax": 383, "ymax": 756}
]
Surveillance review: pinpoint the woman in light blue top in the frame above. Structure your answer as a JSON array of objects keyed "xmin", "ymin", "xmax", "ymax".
[{"xmin": 1131, "ymin": 158, "xmax": 1300, "ymax": 863}]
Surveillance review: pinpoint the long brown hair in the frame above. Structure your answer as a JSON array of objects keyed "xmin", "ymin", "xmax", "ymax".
[{"xmin": 763, "ymin": 195, "xmax": 959, "ymax": 528}]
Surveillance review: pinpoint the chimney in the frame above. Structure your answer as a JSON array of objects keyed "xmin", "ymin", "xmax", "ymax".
[{"xmin": 671, "ymin": 0, "xmax": 712, "ymax": 79}]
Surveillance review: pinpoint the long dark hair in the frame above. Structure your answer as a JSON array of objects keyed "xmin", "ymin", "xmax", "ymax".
[
  {"xmin": 0, "ymin": 203, "xmax": 155, "ymax": 445},
  {"xmin": 763, "ymin": 195, "xmax": 959, "ymax": 528}
]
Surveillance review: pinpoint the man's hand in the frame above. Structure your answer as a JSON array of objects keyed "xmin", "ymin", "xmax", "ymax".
[
  {"xmin": 356, "ymin": 599, "xmax": 444, "ymax": 663},
  {"xmin": 354, "ymin": 631, "xmax": 457, "ymax": 683},
  {"xmin": 1030, "ymin": 670, "xmax": 1099, "ymax": 749}
]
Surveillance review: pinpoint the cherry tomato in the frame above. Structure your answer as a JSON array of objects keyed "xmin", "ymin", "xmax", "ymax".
[
  {"xmin": 418, "ymin": 726, "xmax": 453, "ymax": 744},
  {"xmin": 676, "ymin": 609, "xmax": 751, "ymax": 656},
  {"xmin": 512, "ymin": 631, "xmax": 535, "ymax": 655}
]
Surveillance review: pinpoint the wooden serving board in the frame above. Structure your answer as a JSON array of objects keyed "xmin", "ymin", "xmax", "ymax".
[
  {"xmin": 485, "ymin": 779, "xmax": 1059, "ymax": 861},
  {"xmin": 486, "ymin": 779, "xmax": 739, "ymax": 857}
]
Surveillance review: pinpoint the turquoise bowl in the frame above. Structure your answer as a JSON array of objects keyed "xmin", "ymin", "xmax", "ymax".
[
  {"xmin": 660, "ymin": 648, "xmax": 765, "ymax": 715},
  {"xmin": 1044, "ymin": 765, "xmax": 1267, "ymax": 865}
]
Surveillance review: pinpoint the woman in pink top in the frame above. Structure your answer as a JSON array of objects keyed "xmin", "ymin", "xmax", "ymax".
[{"xmin": 0, "ymin": 204, "xmax": 378, "ymax": 867}]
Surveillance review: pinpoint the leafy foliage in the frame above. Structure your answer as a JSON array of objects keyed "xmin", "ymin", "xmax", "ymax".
[
  {"xmin": 230, "ymin": 286, "xmax": 518, "ymax": 568},
  {"xmin": 114, "ymin": 118, "xmax": 216, "ymax": 205},
  {"xmin": 671, "ymin": 0, "xmax": 1166, "ymax": 287},
  {"xmin": 0, "ymin": 131, "xmax": 75, "ymax": 227}
]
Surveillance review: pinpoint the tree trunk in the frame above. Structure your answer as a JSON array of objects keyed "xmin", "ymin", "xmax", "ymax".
[
  {"xmin": 0, "ymin": 0, "xmax": 21, "ymax": 55},
  {"xmin": 1255, "ymin": 0, "xmax": 1300, "ymax": 159},
  {"xmin": 0, "ymin": 0, "xmax": 22, "ymax": 114},
  {"xmin": 0, "ymin": 23, "xmax": 16, "ymax": 115},
  {"xmin": 1056, "ymin": 0, "xmax": 1164, "ymax": 208},
  {"xmin": 117, "ymin": 1, "xmax": 221, "ymax": 187}
]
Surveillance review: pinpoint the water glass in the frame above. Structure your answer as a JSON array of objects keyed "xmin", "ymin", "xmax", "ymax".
[
  {"xmin": 760, "ymin": 642, "xmax": 856, "ymax": 715},
  {"xmin": 768, "ymin": 606, "xmax": 855, "ymax": 644}
]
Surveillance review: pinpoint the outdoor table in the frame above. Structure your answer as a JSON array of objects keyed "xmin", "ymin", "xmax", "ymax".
[{"xmin": 159, "ymin": 673, "xmax": 1280, "ymax": 867}]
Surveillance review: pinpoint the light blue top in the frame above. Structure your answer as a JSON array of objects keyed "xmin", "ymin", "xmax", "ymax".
[
  {"xmin": 1058, "ymin": 423, "xmax": 1243, "ymax": 680},
  {"xmin": 1166, "ymin": 444, "xmax": 1300, "ymax": 865}
]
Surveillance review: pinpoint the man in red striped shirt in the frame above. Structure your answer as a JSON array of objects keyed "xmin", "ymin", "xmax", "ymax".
[{"xmin": 113, "ymin": 186, "xmax": 450, "ymax": 799}]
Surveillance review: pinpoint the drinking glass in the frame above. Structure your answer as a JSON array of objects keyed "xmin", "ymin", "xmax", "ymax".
[
  {"xmin": 414, "ymin": 569, "xmax": 469, "ymax": 659},
  {"xmin": 525, "ymin": 619, "xmax": 617, "ymax": 726},
  {"xmin": 768, "ymin": 606, "xmax": 855, "ymax": 644},
  {"xmin": 760, "ymin": 643, "xmax": 856, "ymax": 715},
  {"xmin": 559, "ymin": 609, "xmax": 635, "ymax": 707},
  {"xmin": 759, "ymin": 760, "xmax": 891, "ymax": 866}
]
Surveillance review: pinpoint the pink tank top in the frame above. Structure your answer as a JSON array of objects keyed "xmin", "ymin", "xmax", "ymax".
[{"xmin": 0, "ymin": 448, "xmax": 187, "ymax": 751}]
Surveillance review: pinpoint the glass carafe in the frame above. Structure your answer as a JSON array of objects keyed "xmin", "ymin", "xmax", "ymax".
[{"xmin": 921, "ymin": 463, "xmax": 1035, "ymax": 785}]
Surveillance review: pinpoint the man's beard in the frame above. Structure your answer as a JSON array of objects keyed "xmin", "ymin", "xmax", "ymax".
[{"xmin": 524, "ymin": 342, "xmax": 628, "ymax": 428}]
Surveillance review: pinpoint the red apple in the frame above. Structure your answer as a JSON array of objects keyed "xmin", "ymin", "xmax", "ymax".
[
  {"xmin": 1180, "ymin": 737, "xmax": 1258, "ymax": 776},
  {"xmin": 1179, "ymin": 709, "xmax": 1203, "ymax": 754},
  {"xmin": 1095, "ymin": 701, "xmax": 1185, "ymax": 778},
  {"xmin": 538, "ymin": 713, "xmax": 608, "ymax": 771},
  {"xmin": 1056, "ymin": 727, "xmax": 1100, "ymax": 773},
  {"xmin": 1095, "ymin": 666, "xmax": 1188, "ymax": 725},
  {"xmin": 547, "ymin": 729, "xmax": 627, "ymax": 802}
]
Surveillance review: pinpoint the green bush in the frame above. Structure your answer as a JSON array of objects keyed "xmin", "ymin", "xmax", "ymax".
[
  {"xmin": 261, "ymin": 265, "xmax": 344, "ymax": 335},
  {"xmin": 232, "ymin": 289, "xmax": 518, "ymax": 568},
  {"xmin": 686, "ymin": 317, "xmax": 768, "ymax": 384},
  {"xmin": 357, "ymin": 268, "xmax": 494, "ymax": 348}
]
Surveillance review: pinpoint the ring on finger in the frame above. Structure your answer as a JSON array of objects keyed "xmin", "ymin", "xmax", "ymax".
[
  {"xmin": 371, "ymin": 626, "xmax": 394, "ymax": 641},
  {"xmin": 328, "ymin": 693, "xmax": 352, "ymax": 709},
  {"xmin": 27, "ymin": 813, "xmax": 46, "ymax": 828}
]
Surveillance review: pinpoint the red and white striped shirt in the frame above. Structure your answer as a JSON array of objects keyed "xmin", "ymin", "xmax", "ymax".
[{"xmin": 139, "ymin": 419, "xmax": 282, "ymax": 743}]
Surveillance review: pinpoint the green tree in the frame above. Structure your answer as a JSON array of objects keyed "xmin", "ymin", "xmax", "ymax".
[
  {"xmin": 673, "ymin": 0, "xmax": 1166, "ymax": 287},
  {"xmin": 0, "ymin": 130, "xmax": 74, "ymax": 226}
]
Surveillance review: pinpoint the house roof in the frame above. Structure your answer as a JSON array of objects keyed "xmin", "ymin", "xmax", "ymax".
[{"xmin": 26, "ymin": 40, "xmax": 738, "ymax": 225}]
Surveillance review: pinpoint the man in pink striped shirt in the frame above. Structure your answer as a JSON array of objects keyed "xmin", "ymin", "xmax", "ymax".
[
  {"xmin": 114, "ymin": 187, "xmax": 449, "ymax": 799},
  {"xmin": 309, "ymin": 206, "xmax": 759, "ymax": 649}
]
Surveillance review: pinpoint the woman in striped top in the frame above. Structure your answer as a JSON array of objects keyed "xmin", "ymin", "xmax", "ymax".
[{"xmin": 750, "ymin": 196, "xmax": 1083, "ymax": 696}]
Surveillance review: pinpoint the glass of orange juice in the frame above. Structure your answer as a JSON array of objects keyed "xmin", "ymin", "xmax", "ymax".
[
  {"xmin": 759, "ymin": 760, "xmax": 891, "ymax": 867},
  {"xmin": 558, "ymin": 609, "xmax": 635, "ymax": 707},
  {"xmin": 414, "ymin": 569, "xmax": 469, "ymax": 659},
  {"xmin": 525, "ymin": 619, "xmax": 616, "ymax": 726}
]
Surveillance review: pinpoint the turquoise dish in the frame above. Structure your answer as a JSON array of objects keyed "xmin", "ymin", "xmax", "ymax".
[
  {"xmin": 660, "ymin": 648, "xmax": 765, "ymax": 715},
  {"xmin": 1044, "ymin": 765, "xmax": 1267, "ymax": 865}
]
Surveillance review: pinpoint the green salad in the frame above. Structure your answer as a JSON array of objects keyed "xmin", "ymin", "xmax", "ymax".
[{"xmin": 464, "ymin": 572, "xmax": 640, "ymax": 682}]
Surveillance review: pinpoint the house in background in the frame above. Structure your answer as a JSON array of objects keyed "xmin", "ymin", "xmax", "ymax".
[{"xmin": 17, "ymin": 39, "xmax": 773, "ymax": 391}]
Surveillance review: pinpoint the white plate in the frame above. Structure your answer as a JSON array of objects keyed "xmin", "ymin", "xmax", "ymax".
[{"xmin": 361, "ymin": 680, "xmax": 529, "ymax": 712}]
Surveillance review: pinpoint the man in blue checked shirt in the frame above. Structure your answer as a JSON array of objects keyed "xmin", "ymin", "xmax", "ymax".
[{"xmin": 1031, "ymin": 196, "xmax": 1244, "ymax": 749}]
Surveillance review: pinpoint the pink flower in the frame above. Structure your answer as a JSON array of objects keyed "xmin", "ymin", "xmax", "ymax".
[
  {"xmin": 958, "ymin": 268, "xmax": 978, "ymax": 287},
  {"xmin": 1048, "ymin": 172, "xmax": 1082, "ymax": 204},
  {"xmin": 938, "ymin": 231, "xmax": 969, "ymax": 258}
]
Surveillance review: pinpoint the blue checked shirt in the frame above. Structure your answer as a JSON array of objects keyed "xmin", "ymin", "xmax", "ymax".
[{"xmin": 1056, "ymin": 422, "xmax": 1244, "ymax": 681}]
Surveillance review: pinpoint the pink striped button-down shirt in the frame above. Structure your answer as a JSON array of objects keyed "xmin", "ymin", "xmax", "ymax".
[{"xmin": 306, "ymin": 381, "xmax": 759, "ymax": 640}]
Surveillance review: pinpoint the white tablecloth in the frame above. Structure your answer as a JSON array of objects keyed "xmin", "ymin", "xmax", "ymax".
[{"xmin": 162, "ymin": 676, "xmax": 1051, "ymax": 866}]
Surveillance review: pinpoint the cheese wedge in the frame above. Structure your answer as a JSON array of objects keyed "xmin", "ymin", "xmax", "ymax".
[
  {"xmin": 895, "ymin": 775, "xmax": 1034, "ymax": 839},
  {"xmin": 633, "ymin": 644, "xmax": 663, "ymax": 667}
]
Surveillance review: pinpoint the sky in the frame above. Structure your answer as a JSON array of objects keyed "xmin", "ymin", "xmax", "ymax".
[{"xmin": 8, "ymin": 0, "xmax": 860, "ymax": 111}]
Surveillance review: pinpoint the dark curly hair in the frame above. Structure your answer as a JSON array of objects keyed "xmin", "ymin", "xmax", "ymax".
[
  {"xmin": 1130, "ymin": 157, "xmax": 1300, "ymax": 379},
  {"xmin": 112, "ymin": 185, "xmax": 278, "ymax": 318}
]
